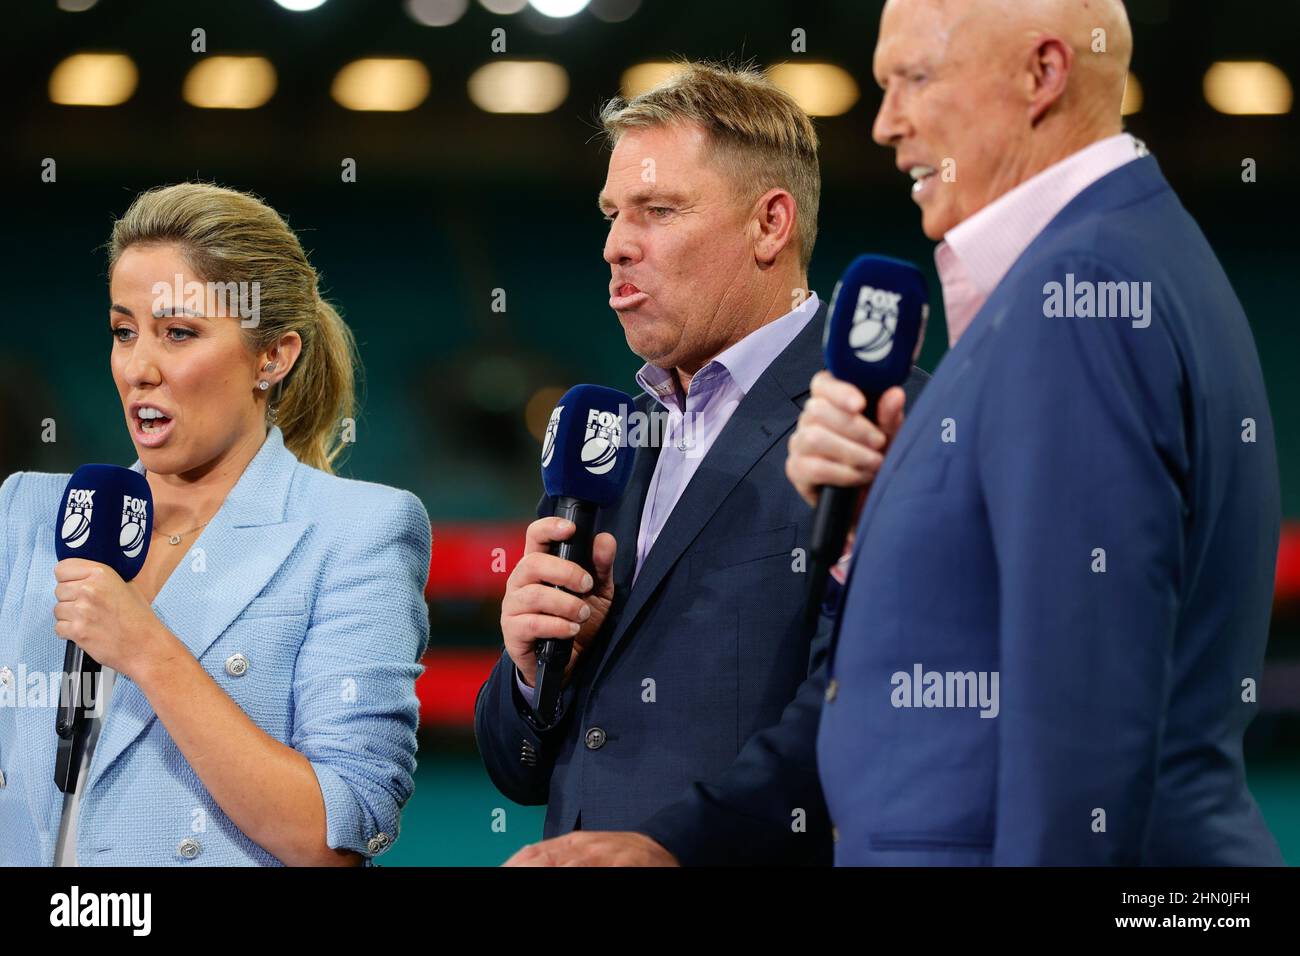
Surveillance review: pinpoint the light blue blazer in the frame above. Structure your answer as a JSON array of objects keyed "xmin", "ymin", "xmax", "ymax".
[{"xmin": 0, "ymin": 426, "xmax": 432, "ymax": 865}]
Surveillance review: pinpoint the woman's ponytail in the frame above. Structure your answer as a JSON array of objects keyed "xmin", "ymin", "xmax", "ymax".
[{"xmin": 273, "ymin": 293, "xmax": 359, "ymax": 473}]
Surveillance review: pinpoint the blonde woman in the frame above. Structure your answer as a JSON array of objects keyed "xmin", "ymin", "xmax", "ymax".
[{"xmin": 0, "ymin": 183, "xmax": 431, "ymax": 866}]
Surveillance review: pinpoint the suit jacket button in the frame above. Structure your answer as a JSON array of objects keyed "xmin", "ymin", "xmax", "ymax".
[
  {"xmin": 584, "ymin": 727, "xmax": 607, "ymax": 750},
  {"xmin": 367, "ymin": 833, "xmax": 391, "ymax": 854},
  {"xmin": 0, "ymin": 666, "xmax": 12, "ymax": 687},
  {"xmin": 225, "ymin": 653, "xmax": 249, "ymax": 678},
  {"xmin": 825, "ymin": 679, "xmax": 838, "ymax": 703},
  {"xmin": 178, "ymin": 838, "xmax": 201, "ymax": 860}
]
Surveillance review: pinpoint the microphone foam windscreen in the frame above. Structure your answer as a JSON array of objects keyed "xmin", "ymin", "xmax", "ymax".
[
  {"xmin": 55, "ymin": 464, "xmax": 154, "ymax": 581},
  {"xmin": 541, "ymin": 384, "xmax": 636, "ymax": 506},
  {"xmin": 824, "ymin": 254, "xmax": 930, "ymax": 395}
]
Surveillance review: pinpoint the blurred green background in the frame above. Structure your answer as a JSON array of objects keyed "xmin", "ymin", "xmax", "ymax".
[{"xmin": 4, "ymin": 0, "xmax": 1297, "ymax": 865}]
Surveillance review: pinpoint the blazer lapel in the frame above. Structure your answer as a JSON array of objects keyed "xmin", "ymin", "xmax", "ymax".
[
  {"xmin": 850, "ymin": 297, "xmax": 994, "ymax": 530},
  {"xmin": 846, "ymin": 156, "xmax": 1173, "ymax": 588},
  {"xmin": 606, "ymin": 393, "xmax": 661, "ymax": 598},
  {"xmin": 86, "ymin": 427, "xmax": 308, "ymax": 791},
  {"xmin": 592, "ymin": 304, "xmax": 826, "ymax": 684}
]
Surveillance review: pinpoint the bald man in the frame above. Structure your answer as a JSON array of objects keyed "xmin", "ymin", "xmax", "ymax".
[{"xmin": 788, "ymin": 0, "xmax": 1283, "ymax": 864}]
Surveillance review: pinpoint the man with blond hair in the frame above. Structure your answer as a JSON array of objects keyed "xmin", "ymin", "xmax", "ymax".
[
  {"xmin": 787, "ymin": 0, "xmax": 1282, "ymax": 864},
  {"xmin": 475, "ymin": 61, "xmax": 926, "ymax": 865}
]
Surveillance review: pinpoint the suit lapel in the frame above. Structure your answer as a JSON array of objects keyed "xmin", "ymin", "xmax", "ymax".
[
  {"xmin": 606, "ymin": 393, "xmax": 661, "ymax": 598},
  {"xmin": 86, "ymin": 427, "xmax": 307, "ymax": 791},
  {"xmin": 851, "ymin": 297, "xmax": 995, "ymax": 528},
  {"xmin": 592, "ymin": 304, "xmax": 826, "ymax": 684},
  {"xmin": 837, "ymin": 155, "xmax": 1174, "ymax": 632}
]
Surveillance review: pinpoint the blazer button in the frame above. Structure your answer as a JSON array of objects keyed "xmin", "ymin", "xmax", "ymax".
[
  {"xmin": 0, "ymin": 665, "xmax": 12, "ymax": 687},
  {"xmin": 584, "ymin": 727, "xmax": 607, "ymax": 750},
  {"xmin": 367, "ymin": 832, "xmax": 391, "ymax": 854},
  {"xmin": 824, "ymin": 679, "xmax": 839, "ymax": 703},
  {"xmin": 177, "ymin": 838, "xmax": 202, "ymax": 860},
  {"xmin": 225, "ymin": 653, "xmax": 249, "ymax": 678}
]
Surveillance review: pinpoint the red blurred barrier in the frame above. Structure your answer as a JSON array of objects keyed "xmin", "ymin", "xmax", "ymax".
[
  {"xmin": 416, "ymin": 648, "xmax": 501, "ymax": 727},
  {"xmin": 1277, "ymin": 522, "xmax": 1300, "ymax": 610},
  {"xmin": 417, "ymin": 522, "xmax": 1300, "ymax": 728},
  {"xmin": 424, "ymin": 523, "xmax": 524, "ymax": 601}
]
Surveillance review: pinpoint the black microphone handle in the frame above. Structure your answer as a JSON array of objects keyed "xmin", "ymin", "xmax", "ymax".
[
  {"xmin": 800, "ymin": 389, "xmax": 882, "ymax": 634},
  {"xmin": 56, "ymin": 641, "xmax": 98, "ymax": 739},
  {"xmin": 803, "ymin": 485, "xmax": 860, "ymax": 634},
  {"xmin": 55, "ymin": 640, "xmax": 100, "ymax": 793},
  {"xmin": 534, "ymin": 496, "xmax": 598, "ymax": 725},
  {"xmin": 864, "ymin": 391, "xmax": 879, "ymax": 423}
]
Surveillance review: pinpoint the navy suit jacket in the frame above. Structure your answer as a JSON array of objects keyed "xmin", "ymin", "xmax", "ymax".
[
  {"xmin": 819, "ymin": 154, "xmax": 1283, "ymax": 865},
  {"xmin": 475, "ymin": 303, "xmax": 927, "ymax": 863}
]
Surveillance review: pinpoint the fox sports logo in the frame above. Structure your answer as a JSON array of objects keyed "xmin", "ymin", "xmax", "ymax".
[
  {"xmin": 541, "ymin": 405, "xmax": 563, "ymax": 468},
  {"xmin": 120, "ymin": 495, "xmax": 149, "ymax": 559},
  {"xmin": 581, "ymin": 408, "xmax": 621, "ymax": 476},
  {"xmin": 60, "ymin": 488, "xmax": 95, "ymax": 550},
  {"xmin": 849, "ymin": 285, "xmax": 903, "ymax": 363}
]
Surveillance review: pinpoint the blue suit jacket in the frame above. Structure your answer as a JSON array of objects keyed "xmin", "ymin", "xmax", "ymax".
[
  {"xmin": 475, "ymin": 305, "xmax": 927, "ymax": 863},
  {"xmin": 819, "ymin": 155, "xmax": 1283, "ymax": 865},
  {"xmin": 0, "ymin": 426, "xmax": 432, "ymax": 866}
]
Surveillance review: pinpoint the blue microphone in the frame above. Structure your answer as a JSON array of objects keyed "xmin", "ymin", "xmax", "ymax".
[
  {"xmin": 53, "ymin": 464, "xmax": 153, "ymax": 792},
  {"xmin": 534, "ymin": 384, "xmax": 635, "ymax": 723},
  {"xmin": 805, "ymin": 255, "xmax": 929, "ymax": 631},
  {"xmin": 823, "ymin": 254, "xmax": 929, "ymax": 414}
]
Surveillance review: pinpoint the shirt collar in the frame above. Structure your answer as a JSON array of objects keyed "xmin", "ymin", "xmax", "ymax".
[
  {"xmin": 636, "ymin": 291, "xmax": 820, "ymax": 409},
  {"xmin": 934, "ymin": 133, "xmax": 1148, "ymax": 345}
]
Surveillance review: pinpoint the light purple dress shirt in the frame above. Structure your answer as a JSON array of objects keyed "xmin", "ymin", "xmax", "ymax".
[
  {"xmin": 630, "ymin": 292, "xmax": 820, "ymax": 580},
  {"xmin": 517, "ymin": 292, "xmax": 821, "ymax": 705}
]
